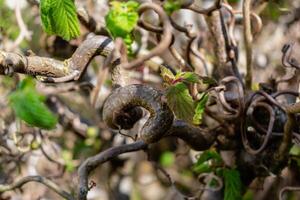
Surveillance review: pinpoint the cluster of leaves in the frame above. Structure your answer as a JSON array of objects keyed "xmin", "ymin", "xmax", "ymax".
[
  {"xmin": 9, "ymin": 77, "xmax": 57, "ymax": 130},
  {"xmin": 105, "ymin": 1, "xmax": 139, "ymax": 54},
  {"xmin": 40, "ymin": 0, "xmax": 80, "ymax": 40},
  {"xmin": 193, "ymin": 149, "xmax": 242, "ymax": 200},
  {"xmin": 160, "ymin": 66, "xmax": 209, "ymax": 125}
]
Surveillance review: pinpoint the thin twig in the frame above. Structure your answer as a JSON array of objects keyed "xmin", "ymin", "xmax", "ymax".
[
  {"xmin": 243, "ymin": 0, "xmax": 253, "ymax": 89},
  {"xmin": 279, "ymin": 186, "xmax": 300, "ymax": 200},
  {"xmin": 275, "ymin": 102, "xmax": 300, "ymax": 164},
  {"xmin": 77, "ymin": 141, "xmax": 148, "ymax": 200},
  {"xmin": 0, "ymin": 175, "xmax": 74, "ymax": 200},
  {"xmin": 10, "ymin": 3, "xmax": 32, "ymax": 51},
  {"xmin": 121, "ymin": 3, "xmax": 172, "ymax": 69}
]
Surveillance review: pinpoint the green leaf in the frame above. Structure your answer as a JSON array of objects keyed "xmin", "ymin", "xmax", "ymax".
[
  {"xmin": 40, "ymin": 0, "xmax": 80, "ymax": 40},
  {"xmin": 9, "ymin": 77, "xmax": 57, "ymax": 130},
  {"xmin": 105, "ymin": 0, "xmax": 139, "ymax": 52},
  {"xmin": 163, "ymin": 0, "xmax": 181, "ymax": 15},
  {"xmin": 105, "ymin": 1, "xmax": 139, "ymax": 53},
  {"xmin": 193, "ymin": 150, "xmax": 223, "ymax": 174},
  {"xmin": 160, "ymin": 151, "xmax": 175, "ymax": 167},
  {"xmin": 176, "ymin": 71, "xmax": 199, "ymax": 84},
  {"xmin": 166, "ymin": 82, "xmax": 195, "ymax": 122},
  {"xmin": 193, "ymin": 93, "xmax": 209, "ymax": 125},
  {"xmin": 223, "ymin": 169, "xmax": 242, "ymax": 200}
]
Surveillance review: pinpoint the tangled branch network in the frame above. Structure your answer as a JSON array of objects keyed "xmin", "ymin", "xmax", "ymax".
[{"xmin": 0, "ymin": 0, "xmax": 300, "ymax": 199}]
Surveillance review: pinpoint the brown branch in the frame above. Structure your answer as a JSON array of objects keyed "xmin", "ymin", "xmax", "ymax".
[
  {"xmin": 206, "ymin": 10, "xmax": 235, "ymax": 78},
  {"xmin": 243, "ymin": 0, "xmax": 253, "ymax": 89},
  {"xmin": 275, "ymin": 102, "xmax": 300, "ymax": 164},
  {"xmin": 282, "ymin": 43, "xmax": 300, "ymax": 70},
  {"xmin": 121, "ymin": 3, "xmax": 172, "ymax": 69},
  {"xmin": 0, "ymin": 175, "xmax": 74, "ymax": 200},
  {"xmin": 77, "ymin": 141, "xmax": 148, "ymax": 200},
  {"xmin": 166, "ymin": 120, "xmax": 217, "ymax": 151},
  {"xmin": 279, "ymin": 186, "xmax": 300, "ymax": 200},
  {"xmin": 0, "ymin": 36, "xmax": 114, "ymax": 81},
  {"xmin": 76, "ymin": 8, "xmax": 109, "ymax": 35},
  {"xmin": 185, "ymin": 0, "xmax": 221, "ymax": 15}
]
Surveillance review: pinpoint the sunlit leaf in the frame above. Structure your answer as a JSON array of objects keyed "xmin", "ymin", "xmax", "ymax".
[
  {"xmin": 40, "ymin": 0, "xmax": 80, "ymax": 40},
  {"xmin": 105, "ymin": 1, "xmax": 139, "ymax": 53},
  {"xmin": 166, "ymin": 82, "xmax": 195, "ymax": 122},
  {"xmin": 9, "ymin": 77, "xmax": 57, "ymax": 130}
]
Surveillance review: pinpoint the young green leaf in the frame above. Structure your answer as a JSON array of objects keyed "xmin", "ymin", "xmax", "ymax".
[
  {"xmin": 223, "ymin": 168, "xmax": 242, "ymax": 200},
  {"xmin": 193, "ymin": 93, "xmax": 209, "ymax": 125},
  {"xmin": 40, "ymin": 0, "xmax": 80, "ymax": 40},
  {"xmin": 166, "ymin": 82, "xmax": 195, "ymax": 122},
  {"xmin": 105, "ymin": 1, "xmax": 139, "ymax": 53},
  {"xmin": 192, "ymin": 150, "xmax": 223, "ymax": 174},
  {"xmin": 9, "ymin": 77, "xmax": 58, "ymax": 130}
]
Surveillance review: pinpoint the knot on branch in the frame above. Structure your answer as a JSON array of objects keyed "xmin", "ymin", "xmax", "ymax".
[{"xmin": 102, "ymin": 84, "xmax": 174, "ymax": 143}]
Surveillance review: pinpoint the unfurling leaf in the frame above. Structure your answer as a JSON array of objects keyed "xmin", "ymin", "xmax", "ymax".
[
  {"xmin": 9, "ymin": 77, "xmax": 57, "ymax": 130},
  {"xmin": 193, "ymin": 93, "xmax": 209, "ymax": 125},
  {"xmin": 166, "ymin": 83, "xmax": 195, "ymax": 122},
  {"xmin": 160, "ymin": 66, "xmax": 175, "ymax": 85},
  {"xmin": 40, "ymin": 0, "xmax": 80, "ymax": 40},
  {"xmin": 223, "ymin": 169, "xmax": 242, "ymax": 200}
]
